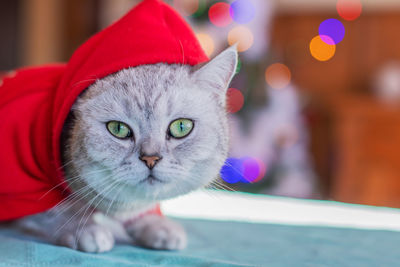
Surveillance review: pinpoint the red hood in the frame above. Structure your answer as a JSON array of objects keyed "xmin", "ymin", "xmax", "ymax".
[{"xmin": 0, "ymin": 0, "xmax": 208, "ymax": 221}]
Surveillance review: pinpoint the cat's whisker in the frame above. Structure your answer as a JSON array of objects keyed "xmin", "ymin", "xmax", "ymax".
[
  {"xmin": 53, "ymin": 187, "xmax": 96, "ymax": 218},
  {"xmin": 209, "ymin": 183, "xmax": 230, "ymax": 192},
  {"xmin": 179, "ymin": 175, "xmax": 224, "ymax": 201},
  {"xmin": 105, "ymin": 179, "xmax": 129, "ymax": 218},
  {"xmin": 65, "ymin": 165, "xmax": 116, "ymax": 184},
  {"xmin": 79, "ymin": 177, "xmax": 120, "ymax": 223},
  {"xmin": 53, "ymin": 177, "xmax": 113, "ymax": 217},
  {"xmin": 203, "ymin": 184, "xmax": 226, "ymax": 200},
  {"xmin": 54, "ymin": 178, "xmax": 115, "ymax": 216},
  {"xmin": 53, "ymin": 176, "xmax": 108, "ymax": 208},
  {"xmin": 74, "ymin": 178, "xmax": 121, "ymax": 248},
  {"xmin": 62, "ymin": 167, "xmax": 114, "ymax": 194},
  {"xmin": 56, "ymin": 159, "xmax": 75, "ymax": 171},
  {"xmin": 54, "ymin": 176, "xmax": 119, "ymax": 237},
  {"xmin": 212, "ymin": 183, "xmax": 236, "ymax": 192},
  {"xmin": 41, "ymin": 167, "xmax": 113, "ymax": 201},
  {"xmin": 176, "ymin": 171, "xmax": 232, "ymax": 201},
  {"xmin": 210, "ymin": 179, "xmax": 237, "ymax": 192},
  {"xmin": 39, "ymin": 179, "xmax": 73, "ymax": 200},
  {"xmin": 54, "ymin": 167, "xmax": 117, "ymax": 210},
  {"xmin": 52, "ymin": 185, "xmax": 92, "ymax": 213},
  {"xmin": 51, "ymin": 183, "xmax": 94, "ymax": 213}
]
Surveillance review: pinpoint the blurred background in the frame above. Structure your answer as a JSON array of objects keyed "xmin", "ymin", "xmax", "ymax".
[{"xmin": 2, "ymin": 0, "xmax": 400, "ymax": 208}]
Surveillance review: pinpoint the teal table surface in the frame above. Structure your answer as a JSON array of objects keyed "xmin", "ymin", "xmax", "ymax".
[{"xmin": 0, "ymin": 217, "xmax": 399, "ymax": 267}]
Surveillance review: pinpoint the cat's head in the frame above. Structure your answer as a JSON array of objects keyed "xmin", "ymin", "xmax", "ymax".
[{"xmin": 64, "ymin": 47, "xmax": 237, "ymax": 211}]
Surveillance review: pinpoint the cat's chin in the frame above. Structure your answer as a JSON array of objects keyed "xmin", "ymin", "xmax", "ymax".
[{"xmin": 138, "ymin": 175, "xmax": 167, "ymax": 186}]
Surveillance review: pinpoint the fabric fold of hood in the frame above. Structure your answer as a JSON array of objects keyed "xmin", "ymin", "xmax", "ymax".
[{"xmin": 0, "ymin": 0, "xmax": 208, "ymax": 221}]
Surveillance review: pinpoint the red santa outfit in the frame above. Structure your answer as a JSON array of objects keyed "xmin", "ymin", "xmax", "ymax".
[{"xmin": 0, "ymin": 0, "xmax": 208, "ymax": 221}]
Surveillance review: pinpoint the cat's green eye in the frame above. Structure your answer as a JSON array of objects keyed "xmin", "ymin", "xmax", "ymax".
[
  {"xmin": 168, "ymin": 119, "xmax": 194, "ymax": 139},
  {"xmin": 106, "ymin": 121, "xmax": 132, "ymax": 139}
]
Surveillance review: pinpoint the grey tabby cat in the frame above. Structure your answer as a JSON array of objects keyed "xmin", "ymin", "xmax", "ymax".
[{"xmin": 16, "ymin": 46, "xmax": 238, "ymax": 252}]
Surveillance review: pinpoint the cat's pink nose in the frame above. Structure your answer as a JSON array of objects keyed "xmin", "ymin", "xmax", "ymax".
[{"xmin": 140, "ymin": 155, "xmax": 161, "ymax": 169}]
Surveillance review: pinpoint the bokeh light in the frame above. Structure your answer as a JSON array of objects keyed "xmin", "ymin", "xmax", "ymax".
[
  {"xmin": 191, "ymin": 0, "xmax": 208, "ymax": 17},
  {"xmin": 265, "ymin": 63, "xmax": 292, "ymax": 89},
  {"xmin": 228, "ymin": 26, "xmax": 254, "ymax": 52},
  {"xmin": 252, "ymin": 158, "xmax": 267, "ymax": 183},
  {"xmin": 6, "ymin": 70, "xmax": 16, "ymax": 78},
  {"xmin": 229, "ymin": 0, "xmax": 256, "ymax": 24},
  {"xmin": 318, "ymin": 18, "xmax": 345, "ymax": 45},
  {"xmin": 220, "ymin": 157, "xmax": 243, "ymax": 183},
  {"xmin": 208, "ymin": 2, "xmax": 232, "ymax": 27},
  {"xmin": 241, "ymin": 157, "xmax": 260, "ymax": 183},
  {"xmin": 309, "ymin": 35, "xmax": 336, "ymax": 61},
  {"xmin": 220, "ymin": 157, "xmax": 266, "ymax": 184},
  {"xmin": 337, "ymin": 0, "xmax": 362, "ymax": 21},
  {"xmin": 277, "ymin": 124, "xmax": 299, "ymax": 148},
  {"xmin": 173, "ymin": 0, "xmax": 199, "ymax": 16},
  {"xmin": 0, "ymin": 71, "xmax": 17, "ymax": 87},
  {"xmin": 196, "ymin": 33, "xmax": 215, "ymax": 57},
  {"xmin": 226, "ymin": 88, "xmax": 244, "ymax": 113}
]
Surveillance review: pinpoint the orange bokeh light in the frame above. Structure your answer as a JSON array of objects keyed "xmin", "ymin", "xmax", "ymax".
[
  {"xmin": 265, "ymin": 63, "xmax": 291, "ymax": 89},
  {"xmin": 309, "ymin": 35, "xmax": 336, "ymax": 61},
  {"xmin": 228, "ymin": 26, "xmax": 254, "ymax": 52},
  {"xmin": 337, "ymin": 0, "xmax": 362, "ymax": 21},
  {"xmin": 173, "ymin": 0, "xmax": 199, "ymax": 16},
  {"xmin": 196, "ymin": 33, "xmax": 215, "ymax": 57}
]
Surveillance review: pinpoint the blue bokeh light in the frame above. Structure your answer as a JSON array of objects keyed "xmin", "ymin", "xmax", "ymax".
[
  {"xmin": 220, "ymin": 157, "xmax": 261, "ymax": 184},
  {"xmin": 229, "ymin": 0, "xmax": 256, "ymax": 24},
  {"xmin": 220, "ymin": 157, "xmax": 243, "ymax": 183},
  {"xmin": 318, "ymin": 18, "xmax": 345, "ymax": 45}
]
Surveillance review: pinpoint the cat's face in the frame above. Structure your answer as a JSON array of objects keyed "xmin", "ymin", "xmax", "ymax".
[{"xmin": 64, "ymin": 47, "xmax": 237, "ymax": 211}]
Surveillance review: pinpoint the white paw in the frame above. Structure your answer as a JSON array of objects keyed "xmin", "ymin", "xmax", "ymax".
[
  {"xmin": 126, "ymin": 215, "xmax": 187, "ymax": 250},
  {"xmin": 58, "ymin": 225, "xmax": 115, "ymax": 253}
]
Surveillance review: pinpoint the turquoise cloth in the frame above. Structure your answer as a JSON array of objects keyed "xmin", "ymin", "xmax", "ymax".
[{"xmin": 0, "ymin": 218, "xmax": 399, "ymax": 266}]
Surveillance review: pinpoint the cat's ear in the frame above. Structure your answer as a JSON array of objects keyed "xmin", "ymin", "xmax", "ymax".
[{"xmin": 193, "ymin": 45, "xmax": 238, "ymax": 95}]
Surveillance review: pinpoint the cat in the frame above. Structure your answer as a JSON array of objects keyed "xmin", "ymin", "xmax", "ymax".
[{"xmin": 15, "ymin": 46, "xmax": 238, "ymax": 252}]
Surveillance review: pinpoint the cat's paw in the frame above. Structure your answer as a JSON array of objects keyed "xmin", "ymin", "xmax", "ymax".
[
  {"xmin": 125, "ymin": 215, "xmax": 187, "ymax": 250},
  {"xmin": 57, "ymin": 225, "xmax": 115, "ymax": 253}
]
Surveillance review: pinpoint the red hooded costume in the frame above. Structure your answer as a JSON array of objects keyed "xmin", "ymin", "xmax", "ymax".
[{"xmin": 0, "ymin": 0, "xmax": 208, "ymax": 221}]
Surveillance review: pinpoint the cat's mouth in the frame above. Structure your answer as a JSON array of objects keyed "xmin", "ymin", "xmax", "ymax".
[{"xmin": 139, "ymin": 175, "xmax": 165, "ymax": 185}]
